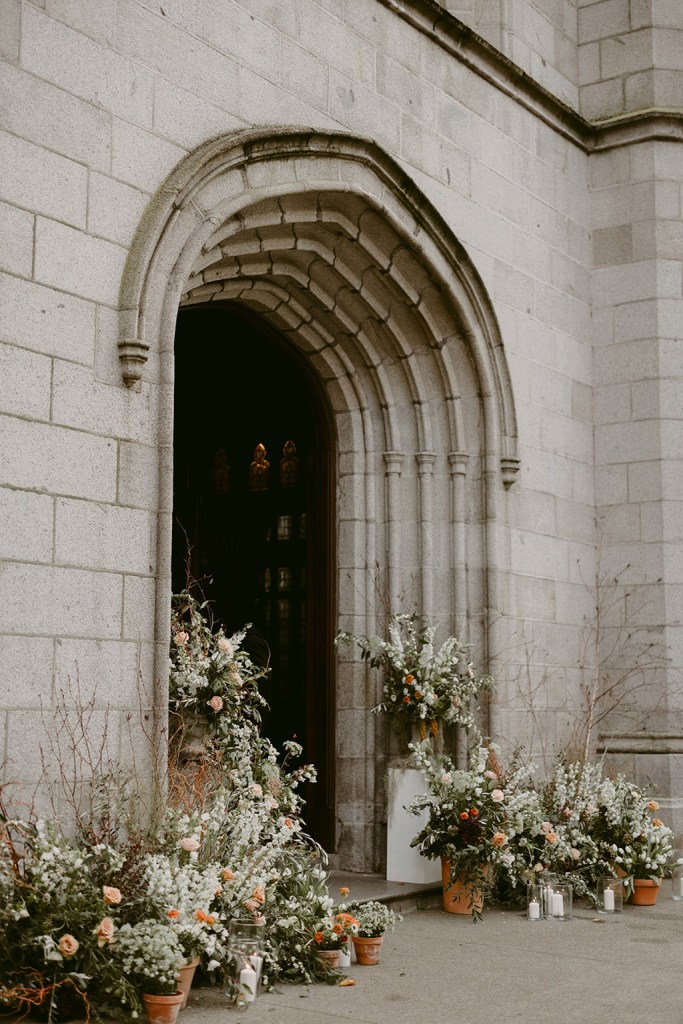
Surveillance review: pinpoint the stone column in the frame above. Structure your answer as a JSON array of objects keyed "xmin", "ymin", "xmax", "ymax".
[{"xmin": 416, "ymin": 452, "xmax": 437, "ymax": 621}]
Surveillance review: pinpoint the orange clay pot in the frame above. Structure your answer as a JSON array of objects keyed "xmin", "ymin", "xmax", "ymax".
[
  {"xmin": 315, "ymin": 948, "xmax": 341, "ymax": 969},
  {"xmin": 177, "ymin": 955, "xmax": 200, "ymax": 1010},
  {"xmin": 351, "ymin": 935, "xmax": 384, "ymax": 965},
  {"xmin": 630, "ymin": 879, "xmax": 661, "ymax": 906},
  {"xmin": 142, "ymin": 991, "xmax": 184, "ymax": 1024},
  {"xmin": 441, "ymin": 858, "xmax": 485, "ymax": 915}
]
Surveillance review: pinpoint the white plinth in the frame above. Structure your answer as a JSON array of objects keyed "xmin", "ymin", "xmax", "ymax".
[{"xmin": 386, "ymin": 766, "xmax": 442, "ymax": 884}]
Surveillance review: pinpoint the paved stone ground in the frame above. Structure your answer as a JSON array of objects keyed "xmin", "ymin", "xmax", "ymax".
[{"xmin": 184, "ymin": 880, "xmax": 683, "ymax": 1024}]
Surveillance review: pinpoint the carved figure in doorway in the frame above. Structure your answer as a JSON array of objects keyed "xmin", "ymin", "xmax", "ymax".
[
  {"xmin": 280, "ymin": 439, "xmax": 299, "ymax": 488},
  {"xmin": 249, "ymin": 443, "xmax": 270, "ymax": 491}
]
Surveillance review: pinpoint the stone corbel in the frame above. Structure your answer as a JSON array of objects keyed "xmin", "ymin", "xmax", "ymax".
[
  {"xmin": 500, "ymin": 456, "xmax": 520, "ymax": 489},
  {"xmin": 119, "ymin": 336, "xmax": 150, "ymax": 390}
]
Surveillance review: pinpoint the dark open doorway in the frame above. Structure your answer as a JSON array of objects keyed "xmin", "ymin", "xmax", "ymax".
[{"xmin": 172, "ymin": 305, "xmax": 336, "ymax": 850}]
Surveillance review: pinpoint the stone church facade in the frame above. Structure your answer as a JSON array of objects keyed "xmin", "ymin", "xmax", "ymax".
[{"xmin": 0, "ymin": 0, "xmax": 681, "ymax": 869}]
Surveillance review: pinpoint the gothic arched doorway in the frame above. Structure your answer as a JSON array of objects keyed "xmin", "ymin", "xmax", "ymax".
[{"xmin": 172, "ymin": 304, "xmax": 336, "ymax": 849}]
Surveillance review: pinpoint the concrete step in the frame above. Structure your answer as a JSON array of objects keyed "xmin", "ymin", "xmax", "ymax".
[{"xmin": 327, "ymin": 869, "xmax": 441, "ymax": 913}]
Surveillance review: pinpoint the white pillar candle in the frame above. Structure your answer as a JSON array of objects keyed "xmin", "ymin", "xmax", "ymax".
[
  {"xmin": 552, "ymin": 892, "xmax": 564, "ymax": 917},
  {"xmin": 248, "ymin": 954, "xmax": 263, "ymax": 986},
  {"xmin": 528, "ymin": 900, "xmax": 540, "ymax": 920},
  {"xmin": 674, "ymin": 877, "xmax": 683, "ymax": 898},
  {"xmin": 239, "ymin": 964, "xmax": 257, "ymax": 1002},
  {"xmin": 603, "ymin": 888, "xmax": 615, "ymax": 911},
  {"xmin": 544, "ymin": 886, "xmax": 554, "ymax": 915}
]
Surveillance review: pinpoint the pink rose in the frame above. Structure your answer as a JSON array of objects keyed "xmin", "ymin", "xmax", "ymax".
[
  {"xmin": 58, "ymin": 934, "xmax": 79, "ymax": 958},
  {"xmin": 484, "ymin": 770, "xmax": 498, "ymax": 780},
  {"xmin": 217, "ymin": 637, "xmax": 233, "ymax": 655},
  {"xmin": 570, "ymin": 848, "xmax": 581, "ymax": 860},
  {"xmin": 180, "ymin": 837, "xmax": 200, "ymax": 852},
  {"xmin": 207, "ymin": 695, "xmax": 224, "ymax": 712},
  {"xmin": 102, "ymin": 886, "xmax": 122, "ymax": 906},
  {"xmin": 175, "ymin": 631, "xmax": 189, "ymax": 645},
  {"xmin": 563, "ymin": 807, "xmax": 572, "ymax": 818},
  {"xmin": 490, "ymin": 789, "xmax": 504, "ymax": 803},
  {"xmin": 541, "ymin": 821, "xmax": 553, "ymax": 833},
  {"xmin": 95, "ymin": 917, "xmax": 116, "ymax": 947},
  {"xmin": 243, "ymin": 898, "xmax": 259, "ymax": 913}
]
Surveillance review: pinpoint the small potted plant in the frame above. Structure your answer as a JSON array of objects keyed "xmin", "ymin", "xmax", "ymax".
[
  {"xmin": 311, "ymin": 918, "xmax": 348, "ymax": 970},
  {"xmin": 343, "ymin": 901, "xmax": 401, "ymax": 965},
  {"xmin": 115, "ymin": 920, "xmax": 186, "ymax": 1023}
]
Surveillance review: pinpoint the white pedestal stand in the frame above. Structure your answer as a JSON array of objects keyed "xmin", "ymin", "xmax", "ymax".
[{"xmin": 386, "ymin": 766, "xmax": 441, "ymax": 884}]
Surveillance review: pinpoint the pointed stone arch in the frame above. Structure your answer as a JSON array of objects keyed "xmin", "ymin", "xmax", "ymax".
[{"xmin": 118, "ymin": 128, "xmax": 519, "ymax": 870}]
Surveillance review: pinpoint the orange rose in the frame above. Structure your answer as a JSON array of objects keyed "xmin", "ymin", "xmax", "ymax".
[
  {"xmin": 405, "ymin": 674, "xmax": 415, "ymax": 684},
  {"xmin": 314, "ymin": 931, "xmax": 324, "ymax": 944},
  {"xmin": 102, "ymin": 886, "xmax": 122, "ymax": 906},
  {"xmin": 167, "ymin": 908, "xmax": 180, "ymax": 920},
  {"xmin": 414, "ymin": 691, "xmax": 423, "ymax": 699},
  {"xmin": 647, "ymin": 801, "xmax": 660, "ymax": 811},
  {"xmin": 492, "ymin": 832, "xmax": 507, "ymax": 847},
  {"xmin": 545, "ymin": 831, "xmax": 558, "ymax": 844},
  {"xmin": 470, "ymin": 808, "xmax": 479, "ymax": 817},
  {"xmin": 206, "ymin": 915, "xmax": 216, "ymax": 927},
  {"xmin": 332, "ymin": 923, "xmax": 343, "ymax": 934},
  {"xmin": 252, "ymin": 886, "xmax": 266, "ymax": 904},
  {"xmin": 402, "ymin": 695, "xmax": 411, "ymax": 704},
  {"xmin": 194, "ymin": 909, "xmax": 208, "ymax": 922},
  {"xmin": 58, "ymin": 934, "xmax": 79, "ymax": 958},
  {"xmin": 459, "ymin": 811, "xmax": 469, "ymax": 820},
  {"xmin": 652, "ymin": 818, "xmax": 663, "ymax": 827},
  {"xmin": 339, "ymin": 887, "xmax": 350, "ymax": 897},
  {"xmin": 222, "ymin": 868, "xmax": 234, "ymax": 881}
]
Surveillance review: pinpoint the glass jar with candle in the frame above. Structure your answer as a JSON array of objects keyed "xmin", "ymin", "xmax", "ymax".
[
  {"xmin": 540, "ymin": 873, "xmax": 559, "ymax": 920},
  {"xmin": 526, "ymin": 883, "xmax": 543, "ymax": 922},
  {"xmin": 548, "ymin": 881, "xmax": 572, "ymax": 922},
  {"xmin": 597, "ymin": 876, "xmax": 623, "ymax": 914},
  {"xmin": 672, "ymin": 858, "xmax": 683, "ymax": 900}
]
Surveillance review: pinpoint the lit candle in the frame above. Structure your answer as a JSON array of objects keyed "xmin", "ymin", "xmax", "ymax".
[
  {"xmin": 528, "ymin": 899, "xmax": 540, "ymax": 920},
  {"xmin": 239, "ymin": 963, "xmax": 257, "ymax": 1003},
  {"xmin": 603, "ymin": 888, "xmax": 615, "ymax": 912},
  {"xmin": 552, "ymin": 892, "xmax": 564, "ymax": 917},
  {"xmin": 248, "ymin": 954, "xmax": 263, "ymax": 986},
  {"xmin": 544, "ymin": 886, "xmax": 554, "ymax": 916}
]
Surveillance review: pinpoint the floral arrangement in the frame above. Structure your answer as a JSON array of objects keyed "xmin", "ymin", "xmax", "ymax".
[
  {"xmin": 409, "ymin": 748, "xmax": 676, "ymax": 913},
  {"xmin": 170, "ymin": 591, "xmax": 269, "ymax": 743},
  {"xmin": 336, "ymin": 613, "xmax": 493, "ymax": 734},
  {"xmin": 408, "ymin": 742, "xmax": 532, "ymax": 917},
  {"xmin": 343, "ymin": 901, "xmax": 401, "ymax": 938},
  {"xmin": 312, "ymin": 918, "xmax": 348, "ymax": 952},
  {"xmin": 115, "ymin": 920, "xmax": 185, "ymax": 996}
]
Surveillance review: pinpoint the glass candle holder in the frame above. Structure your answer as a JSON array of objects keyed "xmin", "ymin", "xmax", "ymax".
[
  {"xmin": 540, "ymin": 875, "xmax": 559, "ymax": 920},
  {"xmin": 547, "ymin": 881, "xmax": 572, "ymax": 921},
  {"xmin": 597, "ymin": 876, "xmax": 623, "ymax": 914},
  {"xmin": 526, "ymin": 883, "xmax": 544, "ymax": 922},
  {"xmin": 672, "ymin": 858, "xmax": 683, "ymax": 901}
]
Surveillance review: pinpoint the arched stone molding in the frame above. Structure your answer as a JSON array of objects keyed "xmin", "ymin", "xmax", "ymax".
[{"xmin": 117, "ymin": 127, "xmax": 519, "ymax": 868}]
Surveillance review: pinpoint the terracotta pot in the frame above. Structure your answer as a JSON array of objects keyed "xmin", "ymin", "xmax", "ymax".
[
  {"xmin": 142, "ymin": 991, "xmax": 184, "ymax": 1024},
  {"xmin": 352, "ymin": 935, "xmax": 384, "ymax": 965},
  {"xmin": 441, "ymin": 858, "xmax": 485, "ymax": 915},
  {"xmin": 315, "ymin": 948, "xmax": 341, "ymax": 970},
  {"xmin": 177, "ymin": 955, "xmax": 200, "ymax": 1010},
  {"xmin": 630, "ymin": 879, "xmax": 661, "ymax": 906}
]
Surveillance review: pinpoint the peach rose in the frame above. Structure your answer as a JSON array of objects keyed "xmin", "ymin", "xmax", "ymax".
[
  {"xmin": 243, "ymin": 898, "xmax": 259, "ymax": 913},
  {"xmin": 339, "ymin": 886, "xmax": 350, "ymax": 897},
  {"xmin": 648, "ymin": 800, "xmax": 660, "ymax": 811},
  {"xmin": 222, "ymin": 868, "xmax": 234, "ymax": 881},
  {"xmin": 652, "ymin": 818, "xmax": 663, "ymax": 827},
  {"xmin": 545, "ymin": 831, "xmax": 558, "ymax": 844},
  {"xmin": 492, "ymin": 831, "xmax": 508, "ymax": 847},
  {"xmin": 175, "ymin": 631, "xmax": 188, "ymax": 645},
  {"xmin": 95, "ymin": 917, "xmax": 116, "ymax": 947},
  {"xmin": 180, "ymin": 837, "xmax": 200, "ymax": 852},
  {"xmin": 58, "ymin": 934, "xmax": 79, "ymax": 958},
  {"xmin": 252, "ymin": 886, "xmax": 266, "ymax": 905},
  {"xmin": 102, "ymin": 886, "xmax": 122, "ymax": 906},
  {"xmin": 207, "ymin": 695, "xmax": 224, "ymax": 712}
]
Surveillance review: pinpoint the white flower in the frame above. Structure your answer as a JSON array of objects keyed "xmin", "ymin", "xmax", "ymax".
[{"xmin": 491, "ymin": 789, "xmax": 505, "ymax": 803}]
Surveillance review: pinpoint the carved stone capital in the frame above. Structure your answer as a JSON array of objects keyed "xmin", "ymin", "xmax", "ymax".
[
  {"xmin": 383, "ymin": 451, "xmax": 405, "ymax": 475},
  {"xmin": 448, "ymin": 451, "xmax": 469, "ymax": 477},
  {"xmin": 416, "ymin": 451, "xmax": 437, "ymax": 475}
]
